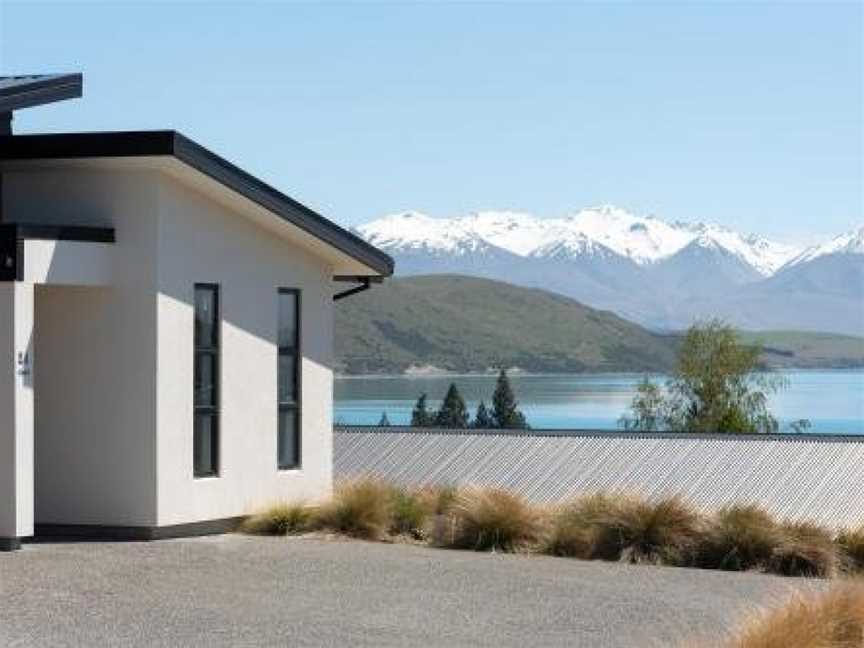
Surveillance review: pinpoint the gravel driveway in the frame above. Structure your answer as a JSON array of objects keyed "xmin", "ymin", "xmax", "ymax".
[{"xmin": 0, "ymin": 535, "xmax": 825, "ymax": 647}]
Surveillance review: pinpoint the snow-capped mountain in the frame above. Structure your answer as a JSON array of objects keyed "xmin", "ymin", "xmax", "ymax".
[
  {"xmin": 781, "ymin": 226, "xmax": 864, "ymax": 269},
  {"xmin": 355, "ymin": 207, "xmax": 863, "ymax": 335},
  {"xmin": 357, "ymin": 205, "xmax": 800, "ymax": 276}
]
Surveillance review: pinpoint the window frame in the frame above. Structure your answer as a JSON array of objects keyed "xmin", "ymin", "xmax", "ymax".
[
  {"xmin": 193, "ymin": 283, "xmax": 221, "ymax": 478},
  {"xmin": 277, "ymin": 288, "xmax": 302, "ymax": 470}
]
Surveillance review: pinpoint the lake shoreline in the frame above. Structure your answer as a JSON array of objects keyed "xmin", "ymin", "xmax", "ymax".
[{"xmin": 335, "ymin": 370, "xmax": 864, "ymax": 435}]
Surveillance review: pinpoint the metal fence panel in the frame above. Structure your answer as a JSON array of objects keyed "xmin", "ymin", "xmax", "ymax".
[{"xmin": 334, "ymin": 427, "xmax": 864, "ymax": 529}]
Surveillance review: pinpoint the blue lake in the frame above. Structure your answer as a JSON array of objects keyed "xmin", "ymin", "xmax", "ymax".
[{"xmin": 335, "ymin": 370, "xmax": 864, "ymax": 434}]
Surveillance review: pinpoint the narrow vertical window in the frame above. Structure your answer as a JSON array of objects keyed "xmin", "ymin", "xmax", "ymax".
[
  {"xmin": 277, "ymin": 289, "xmax": 301, "ymax": 469},
  {"xmin": 194, "ymin": 284, "xmax": 220, "ymax": 477}
]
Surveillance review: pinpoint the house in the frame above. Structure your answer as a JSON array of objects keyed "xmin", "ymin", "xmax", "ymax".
[{"xmin": 0, "ymin": 74, "xmax": 393, "ymax": 551}]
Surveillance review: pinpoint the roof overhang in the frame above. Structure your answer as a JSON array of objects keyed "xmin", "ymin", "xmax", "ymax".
[{"xmin": 0, "ymin": 131, "xmax": 394, "ymax": 278}]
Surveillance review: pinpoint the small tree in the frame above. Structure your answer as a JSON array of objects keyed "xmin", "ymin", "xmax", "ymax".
[
  {"xmin": 434, "ymin": 383, "xmax": 470, "ymax": 429},
  {"xmin": 411, "ymin": 394, "xmax": 433, "ymax": 427},
  {"xmin": 378, "ymin": 411, "xmax": 391, "ymax": 427},
  {"xmin": 619, "ymin": 378, "xmax": 665, "ymax": 432},
  {"xmin": 472, "ymin": 400, "xmax": 494, "ymax": 429},
  {"xmin": 621, "ymin": 319, "xmax": 786, "ymax": 434},
  {"xmin": 491, "ymin": 369, "xmax": 529, "ymax": 429}
]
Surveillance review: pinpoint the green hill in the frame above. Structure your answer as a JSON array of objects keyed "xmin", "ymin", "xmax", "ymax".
[
  {"xmin": 335, "ymin": 275, "xmax": 678, "ymax": 375},
  {"xmin": 738, "ymin": 330, "xmax": 864, "ymax": 369},
  {"xmin": 334, "ymin": 275, "xmax": 864, "ymax": 375}
]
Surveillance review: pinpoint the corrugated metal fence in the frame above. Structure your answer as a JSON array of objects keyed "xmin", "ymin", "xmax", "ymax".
[{"xmin": 334, "ymin": 426, "xmax": 864, "ymax": 529}]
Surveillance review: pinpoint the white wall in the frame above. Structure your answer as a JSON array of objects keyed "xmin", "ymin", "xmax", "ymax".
[
  {"xmin": 0, "ymin": 283, "xmax": 35, "ymax": 539},
  {"xmin": 3, "ymin": 161, "xmax": 336, "ymax": 529},
  {"xmin": 6, "ymin": 167, "xmax": 160, "ymax": 526},
  {"xmin": 155, "ymin": 174, "xmax": 335, "ymax": 526}
]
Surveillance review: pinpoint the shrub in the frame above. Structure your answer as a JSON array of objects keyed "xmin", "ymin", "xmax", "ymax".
[
  {"xmin": 241, "ymin": 502, "xmax": 315, "ymax": 536},
  {"xmin": 725, "ymin": 582, "xmax": 864, "ymax": 648},
  {"xmin": 387, "ymin": 486, "xmax": 429, "ymax": 539},
  {"xmin": 838, "ymin": 526, "xmax": 864, "ymax": 573},
  {"xmin": 446, "ymin": 487, "xmax": 542, "ymax": 551},
  {"xmin": 770, "ymin": 521, "xmax": 841, "ymax": 578},
  {"xmin": 698, "ymin": 505, "xmax": 782, "ymax": 572},
  {"xmin": 316, "ymin": 479, "xmax": 392, "ymax": 540}
]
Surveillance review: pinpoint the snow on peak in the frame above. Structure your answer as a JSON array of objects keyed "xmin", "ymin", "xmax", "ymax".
[
  {"xmin": 357, "ymin": 205, "xmax": 805, "ymax": 274},
  {"xmin": 783, "ymin": 226, "xmax": 864, "ymax": 268}
]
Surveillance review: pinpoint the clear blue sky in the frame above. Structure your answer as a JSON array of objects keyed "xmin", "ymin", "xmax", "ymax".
[{"xmin": 1, "ymin": 2, "xmax": 861, "ymax": 244}]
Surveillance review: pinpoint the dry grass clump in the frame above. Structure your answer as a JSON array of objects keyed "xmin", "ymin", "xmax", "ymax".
[
  {"xmin": 615, "ymin": 496, "xmax": 704, "ymax": 565},
  {"xmin": 445, "ymin": 487, "xmax": 542, "ymax": 551},
  {"xmin": 838, "ymin": 526, "xmax": 864, "ymax": 574},
  {"xmin": 724, "ymin": 582, "xmax": 864, "ymax": 648},
  {"xmin": 545, "ymin": 493, "xmax": 624, "ymax": 559},
  {"xmin": 241, "ymin": 501, "xmax": 316, "ymax": 536},
  {"xmin": 770, "ymin": 521, "xmax": 841, "ymax": 578},
  {"xmin": 316, "ymin": 478, "xmax": 393, "ymax": 540},
  {"xmin": 698, "ymin": 505, "xmax": 782, "ymax": 572},
  {"xmin": 546, "ymin": 493, "xmax": 703, "ymax": 565}
]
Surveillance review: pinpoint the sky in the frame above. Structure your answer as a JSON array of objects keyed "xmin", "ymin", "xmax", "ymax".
[{"xmin": 1, "ymin": 1, "xmax": 861, "ymax": 245}]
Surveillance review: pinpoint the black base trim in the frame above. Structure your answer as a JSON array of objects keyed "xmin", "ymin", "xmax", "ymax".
[
  {"xmin": 0, "ymin": 537, "xmax": 22, "ymax": 551},
  {"xmin": 33, "ymin": 516, "xmax": 245, "ymax": 542}
]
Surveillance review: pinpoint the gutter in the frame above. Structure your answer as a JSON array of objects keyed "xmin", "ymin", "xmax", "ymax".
[{"xmin": 333, "ymin": 275, "xmax": 383, "ymax": 301}]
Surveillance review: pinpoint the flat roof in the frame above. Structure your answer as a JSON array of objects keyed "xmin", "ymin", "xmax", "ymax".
[{"xmin": 0, "ymin": 130, "xmax": 394, "ymax": 277}]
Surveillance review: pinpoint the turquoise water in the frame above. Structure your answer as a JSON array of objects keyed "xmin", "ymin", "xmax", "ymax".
[{"xmin": 334, "ymin": 370, "xmax": 864, "ymax": 434}]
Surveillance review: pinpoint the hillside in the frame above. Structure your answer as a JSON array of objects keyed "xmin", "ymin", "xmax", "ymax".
[
  {"xmin": 739, "ymin": 331, "xmax": 864, "ymax": 369},
  {"xmin": 334, "ymin": 275, "xmax": 864, "ymax": 375},
  {"xmin": 335, "ymin": 275, "xmax": 679, "ymax": 375}
]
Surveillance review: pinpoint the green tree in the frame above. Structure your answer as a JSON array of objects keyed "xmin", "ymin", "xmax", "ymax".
[
  {"xmin": 618, "ymin": 378, "xmax": 665, "ymax": 432},
  {"xmin": 621, "ymin": 319, "xmax": 786, "ymax": 434},
  {"xmin": 472, "ymin": 400, "xmax": 494, "ymax": 429},
  {"xmin": 434, "ymin": 383, "xmax": 470, "ymax": 429},
  {"xmin": 410, "ymin": 394, "xmax": 433, "ymax": 427},
  {"xmin": 491, "ymin": 369, "xmax": 529, "ymax": 429},
  {"xmin": 378, "ymin": 411, "xmax": 391, "ymax": 427}
]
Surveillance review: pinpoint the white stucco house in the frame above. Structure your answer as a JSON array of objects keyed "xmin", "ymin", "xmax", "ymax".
[{"xmin": 0, "ymin": 74, "xmax": 393, "ymax": 551}]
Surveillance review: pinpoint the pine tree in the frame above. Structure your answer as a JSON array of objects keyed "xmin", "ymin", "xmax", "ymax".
[
  {"xmin": 472, "ymin": 400, "xmax": 493, "ymax": 429},
  {"xmin": 491, "ymin": 369, "xmax": 529, "ymax": 429},
  {"xmin": 410, "ymin": 394, "xmax": 433, "ymax": 427},
  {"xmin": 378, "ymin": 411, "xmax": 391, "ymax": 427},
  {"xmin": 434, "ymin": 383, "xmax": 470, "ymax": 429}
]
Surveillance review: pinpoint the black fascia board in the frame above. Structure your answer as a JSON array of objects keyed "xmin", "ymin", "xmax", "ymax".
[
  {"xmin": 0, "ymin": 74, "xmax": 83, "ymax": 113},
  {"xmin": 0, "ymin": 223, "xmax": 116, "ymax": 243},
  {"xmin": 0, "ymin": 131, "xmax": 395, "ymax": 277}
]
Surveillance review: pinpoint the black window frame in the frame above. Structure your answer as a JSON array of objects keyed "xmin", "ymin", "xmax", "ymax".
[
  {"xmin": 277, "ymin": 288, "xmax": 302, "ymax": 470},
  {"xmin": 194, "ymin": 283, "xmax": 220, "ymax": 478}
]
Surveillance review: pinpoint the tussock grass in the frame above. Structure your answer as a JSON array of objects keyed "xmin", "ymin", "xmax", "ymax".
[
  {"xmin": 770, "ymin": 522, "xmax": 841, "ymax": 578},
  {"xmin": 241, "ymin": 501, "xmax": 316, "ymax": 536},
  {"xmin": 445, "ymin": 487, "xmax": 542, "ymax": 551},
  {"xmin": 316, "ymin": 478, "xmax": 393, "ymax": 540},
  {"xmin": 724, "ymin": 582, "xmax": 864, "ymax": 648},
  {"xmin": 546, "ymin": 494, "xmax": 702, "ymax": 565},
  {"xmin": 546, "ymin": 493, "xmax": 620, "ymax": 559},
  {"xmin": 838, "ymin": 527, "xmax": 864, "ymax": 574},
  {"xmin": 698, "ymin": 505, "xmax": 782, "ymax": 572},
  {"xmin": 241, "ymin": 480, "xmax": 861, "ymax": 581}
]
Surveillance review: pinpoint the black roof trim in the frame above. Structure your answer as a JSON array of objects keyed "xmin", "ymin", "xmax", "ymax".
[
  {"xmin": 0, "ymin": 74, "xmax": 83, "ymax": 113},
  {"xmin": 0, "ymin": 130, "xmax": 394, "ymax": 276},
  {"xmin": 0, "ymin": 223, "xmax": 115, "ymax": 243}
]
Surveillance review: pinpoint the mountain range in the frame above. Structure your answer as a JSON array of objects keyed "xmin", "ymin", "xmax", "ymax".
[{"xmin": 355, "ymin": 206, "xmax": 864, "ymax": 336}]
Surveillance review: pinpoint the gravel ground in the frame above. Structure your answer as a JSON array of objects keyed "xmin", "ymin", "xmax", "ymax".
[{"xmin": 0, "ymin": 535, "xmax": 826, "ymax": 647}]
